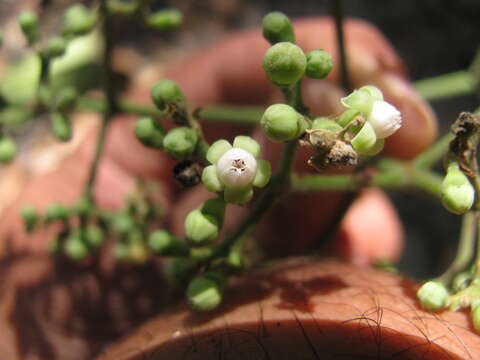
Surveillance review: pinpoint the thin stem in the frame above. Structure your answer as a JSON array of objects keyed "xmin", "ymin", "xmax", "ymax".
[
  {"xmin": 414, "ymin": 71, "xmax": 473, "ymax": 101},
  {"xmin": 83, "ymin": 0, "xmax": 117, "ymax": 202},
  {"xmin": 438, "ymin": 212, "xmax": 477, "ymax": 286},
  {"xmin": 412, "ymin": 133, "xmax": 454, "ymax": 169},
  {"xmin": 331, "ymin": 0, "xmax": 351, "ymax": 92}
]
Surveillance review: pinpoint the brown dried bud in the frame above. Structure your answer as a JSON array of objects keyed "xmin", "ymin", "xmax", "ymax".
[
  {"xmin": 308, "ymin": 140, "xmax": 357, "ymax": 171},
  {"xmin": 173, "ymin": 160, "xmax": 203, "ymax": 187}
]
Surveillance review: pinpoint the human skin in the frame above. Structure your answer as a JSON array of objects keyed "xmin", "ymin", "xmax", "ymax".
[
  {"xmin": 97, "ymin": 258, "xmax": 480, "ymax": 360},
  {"xmin": 0, "ymin": 17, "xmax": 454, "ymax": 360}
]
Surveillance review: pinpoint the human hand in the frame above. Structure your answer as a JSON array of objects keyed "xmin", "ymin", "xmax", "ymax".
[{"xmin": 0, "ymin": 17, "xmax": 437, "ymax": 359}]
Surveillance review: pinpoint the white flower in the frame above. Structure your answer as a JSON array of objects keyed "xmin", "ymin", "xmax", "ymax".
[
  {"xmin": 368, "ymin": 100, "xmax": 402, "ymax": 139},
  {"xmin": 216, "ymin": 148, "xmax": 257, "ymax": 187}
]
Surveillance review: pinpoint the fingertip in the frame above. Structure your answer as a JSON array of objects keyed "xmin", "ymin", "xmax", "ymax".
[{"xmin": 333, "ymin": 189, "xmax": 403, "ymax": 266}]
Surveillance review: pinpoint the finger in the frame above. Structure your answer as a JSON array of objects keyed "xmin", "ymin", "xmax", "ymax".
[
  {"xmin": 98, "ymin": 259, "xmax": 480, "ymax": 360},
  {"xmin": 330, "ymin": 188, "xmax": 403, "ymax": 266}
]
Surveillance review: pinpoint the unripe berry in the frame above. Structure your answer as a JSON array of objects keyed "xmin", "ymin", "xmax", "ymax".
[
  {"xmin": 0, "ymin": 137, "xmax": 17, "ymax": 163},
  {"xmin": 146, "ymin": 9, "xmax": 183, "ymax": 30},
  {"xmin": 51, "ymin": 112, "xmax": 72, "ymax": 142},
  {"xmin": 63, "ymin": 4, "xmax": 97, "ymax": 36},
  {"xmin": 263, "ymin": 42, "xmax": 306, "ymax": 86},
  {"xmin": 261, "ymin": 103, "xmax": 306, "ymax": 142},
  {"xmin": 45, "ymin": 203, "xmax": 69, "ymax": 223},
  {"xmin": 111, "ymin": 213, "xmax": 135, "ymax": 236},
  {"xmin": 151, "ymin": 79, "xmax": 185, "ymax": 110},
  {"xmin": 441, "ymin": 162, "xmax": 475, "ymax": 214},
  {"xmin": 148, "ymin": 229, "xmax": 188, "ymax": 256},
  {"xmin": 187, "ymin": 274, "xmax": 223, "ymax": 311},
  {"xmin": 417, "ymin": 281, "xmax": 449, "ymax": 311},
  {"xmin": 18, "ymin": 10, "xmax": 38, "ymax": 45},
  {"xmin": 305, "ymin": 49, "xmax": 333, "ymax": 79},
  {"xmin": 184, "ymin": 209, "xmax": 219, "ymax": 245},
  {"xmin": 262, "ymin": 12, "xmax": 295, "ymax": 45},
  {"xmin": 163, "ymin": 127, "xmax": 198, "ymax": 159},
  {"xmin": 64, "ymin": 233, "xmax": 89, "ymax": 260},
  {"xmin": 85, "ymin": 225, "xmax": 104, "ymax": 247}
]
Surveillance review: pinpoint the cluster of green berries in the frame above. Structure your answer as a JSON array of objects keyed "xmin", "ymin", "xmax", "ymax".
[{"xmin": 440, "ymin": 162, "xmax": 475, "ymax": 214}]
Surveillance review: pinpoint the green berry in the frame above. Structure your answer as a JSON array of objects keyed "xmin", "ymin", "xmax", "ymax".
[
  {"xmin": 44, "ymin": 36, "xmax": 68, "ymax": 59},
  {"xmin": 0, "ymin": 137, "xmax": 17, "ymax": 163},
  {"xmin": 107, "ymin": 0, "xmax": 138, "ymax": 15},
  {"xmin": 151, "ymin": 79, "xmax": 185, "ymax": 110},
  {"xmin": 146, "ymin": 9, "xmax": 183, "ymax": 30},
  {"xmin": 305, "ymin": 49, "xmax": 333, "ymax": 79},
  {"xmin": 262, "ymin": 11, "xmax": 295, "ymax": 45},
  {"xmin": 148, "ymin": 229, "xmax": 188, "ymax": 256},
  {"xmin": 45, "ymin": 203, "xmax": 69, "ymax": 223},
  {"xmin": 111, "ymin": 213, "xmax": 135, "ymax": 236},
  {"xmin": 18, "ymin": 10, "xmax": 38, "ymax": 45},
  {"xmin": 85, "ymin": 225, "xmax": 104, "ymax": 247},
  {"xmin": 263, "ymin": 42, "xmax": 306, "ymax": 86},
  {"xmin": 187, "ymin": 274, "xmax": 223, "ymax": 311},
  {"xmin": 163, "ymin": 127, "xmax": 198, "ymax": 159},
  {"xmin": 64, "ymin": 234, "xmax": 89, "ymax": 260},
  {"xmin": 21, "ymin": 205, "xmax": 38, "ymax": 233},
  {"xmin": 51, "ymin": 112, "xmax": 72, "ymax": 142},
  {"xmin": 441, "ymin": 162, "xmax": 474, "ymax": 214},
  {"xmin": 417, "ymin": 281, "xmax": 449, "ymax": 311},
  {"xmin": 134, "ymin": 117, "xmax": 165, "ymax": 148},
  {"xmin": 260, "ymin": 103, "xmax": 306, "ymax": 142},
  {"xmin": 74, "ymin": 196, "xmax": 93, "ymax": 216},
  {"xmin": 63, "ymin": 4, "xmax": 97, "ymax": 36}
]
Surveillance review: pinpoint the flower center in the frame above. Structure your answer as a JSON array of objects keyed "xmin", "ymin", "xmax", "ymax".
[{"xmin": 216, "ymin": 148, "xmax": 257, "ymax": 187}]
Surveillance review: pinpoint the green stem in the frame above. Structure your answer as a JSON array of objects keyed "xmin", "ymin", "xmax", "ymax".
[
  {"xmin": 292, "ymin": 160, "xmax": 442, "ymax": 198},
  {"xmin": 83, "ymin": 0, "xmax": 117, "ymax": 202},
  {"xmin": 412, "ymin": 133, "xmax": 454, "ymax": 169},
  {"xmin": 414, "ymin": 71, "xmax": 473, "ymax": 101},
  {"xmin": 438, "ymin": 212, "xmax": 477, "ymax": 286}
]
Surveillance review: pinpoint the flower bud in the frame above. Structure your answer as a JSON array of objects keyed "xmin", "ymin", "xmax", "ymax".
[
  {"xmin": 146, "ymin": 9, "xmax": 183, "ymax": 30},
  {"xmin": 151, "ymin": 79, "xmax": 185, "ymax": 111},
  {"xmin": 368, "ymin": 100, "xmax": 402, "ymax": 139},
  {"xmin": 0, "ymin": 137, "xmax": 17, "ymax": 163},
  {"xmin": 64, "ymin": 232, "xmax": 89, "ymax": 260},
  {"xmin": 263, "ymin": 42, "xmax": 306, "ymax": 86},
  {"xmin": 185, "ymin": 198, "xmax": 225, "ymax": 245},
  {"xmin": 351, "ymin": 122, "xmax": 377, "ymax": 154},
  {"xmin": 441, "ymin": 162, "xmax": 475, "ymax": 214},
  {"xmin": 417, "ymin": 281, "xmax": 449, "ymax": 311},
  {"xmin": 261, "ymin": 103, "xmax": 306, "ymax": 142},
  {"xmin": 305, "ymin": 49, "xmax": 333, "ymax": 79},
  {"xmin": 21, "ymin": 205, "xmax": 38, "ymax": 233},
  {"xmin": 18, "ymin": 10, "xmax": 38, "ymax": 45},
  {"xmin": 43, "ymin": 36, "xmax": 68, "ymax": 59},
  {"xmin": 262, "ymin": 12, "xmax": 295, "ymax": 45},
  {"xmin": 134, "ymin": 116, "xmax": 165, "ymax": 148},
  {"xmin": 63, "ymin": 4, "xmax": 97, "ymax": 36},
  {"xmin": 148, "ymin": 229, "xmax": 188, "ymax": 256},
  {"xmin": 51, "ymin": 112, "xmax": 72, "ymax": 142},
  {"xmin": 85, "ymin": 225, "xmax": 104, "ymax": 247},
  {"xmin": 106, "ymin": 0, "xmax": 138, "ymax": 16},
  {"xmin": 187, "ymin": 273, "xmax": 223, "ymax": 311},
  {"xmin": 163, "ymin": 127, "xmax": 198, "ymax": 159},
  {"xmin": 45, "ymin": 203, "xmax": 69, "ymax": 223}
]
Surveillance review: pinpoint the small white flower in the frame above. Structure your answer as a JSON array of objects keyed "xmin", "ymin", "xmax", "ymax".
[
  {"xmin": 368, "ymin": 100, "xmax": 402, "ymax": 139},
  {"xmin": 216, "ymin": 148, "xmax": 257, "ymax": 187}
]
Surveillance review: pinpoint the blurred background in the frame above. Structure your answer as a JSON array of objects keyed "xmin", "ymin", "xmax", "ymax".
[{"xmin": 1, "ymin": 0, "xmax": 479, "ymax": 278}]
